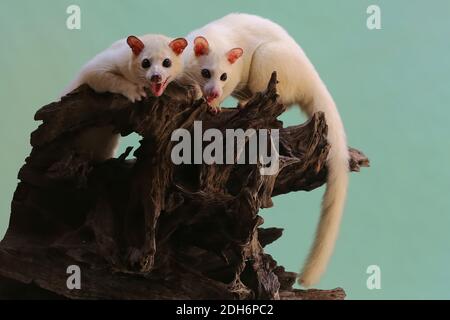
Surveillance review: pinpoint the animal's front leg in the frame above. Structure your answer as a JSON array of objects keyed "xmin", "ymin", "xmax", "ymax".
[
  {"xmin": 86, "ymin": 72, "xmax": 146, "ymax": 102},
  {"xmin": 192, "ymin": 83, "xmax": 204, "ymax": 101}
]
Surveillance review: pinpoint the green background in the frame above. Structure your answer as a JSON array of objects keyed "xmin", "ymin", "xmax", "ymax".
[{"xmin": 1, "ymin": 0, "xmax": 449, "ymax": 299}]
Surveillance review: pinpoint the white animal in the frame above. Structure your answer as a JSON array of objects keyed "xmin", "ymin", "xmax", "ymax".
[
  {"xmin": 61, "ymin": 34, "xmax": 188, "ymax": 161},
  {"xmin": 181, "ymin": 13, "xmax": 349, "ymax": 287}
]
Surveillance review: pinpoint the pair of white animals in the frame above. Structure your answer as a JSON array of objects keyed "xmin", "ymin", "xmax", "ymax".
[{"xmin": 62, "ymin": 13, "xmax": 349, "ymax": 288}]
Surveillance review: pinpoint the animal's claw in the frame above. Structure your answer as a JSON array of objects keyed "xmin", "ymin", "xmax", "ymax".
[
  {"xmin": 123, "ymin": 84, "xmax": 146, "ymax": 103},
  {"xmin": 208, "ymin": 105, "xmax": 221, "ymax": 114}
]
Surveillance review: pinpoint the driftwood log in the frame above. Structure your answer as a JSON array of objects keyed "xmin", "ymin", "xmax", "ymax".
[{"xmin": 0, "ymin": 73, "xmax": 368, "ymax": 300}]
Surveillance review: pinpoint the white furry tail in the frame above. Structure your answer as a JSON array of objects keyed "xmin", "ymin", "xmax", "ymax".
[{"xmin": 298, "ymin": 96, "xmax": 349, "ymax": 287}]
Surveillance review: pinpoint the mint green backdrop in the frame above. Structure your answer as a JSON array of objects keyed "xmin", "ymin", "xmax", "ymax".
[{"xmin": 1, "ymin": 0, "xmax": 449, "ymax": 299}]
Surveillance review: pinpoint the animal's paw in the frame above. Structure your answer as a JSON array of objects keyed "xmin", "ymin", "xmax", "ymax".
[
  {"xmin": 193, "ymin": 85, "xmax": 203, "ymax": 100},
  {"xmin": 137, "ymin": 85, "xmax": 147, "ymax": 99},
  {"xmin": 122, "ymin": 85, "xmax": 147, "ymax": 103},
  {"xmin": 208, "ymin": 104, "xmax": 222, "ymax": 115}
]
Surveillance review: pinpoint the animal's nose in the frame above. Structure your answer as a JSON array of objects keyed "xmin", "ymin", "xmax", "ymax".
[
  {"xmin": 150, "ymin": 74, "xmax": 162, "ymax": 83},
  {"xmin": 208, "ymin": 91, "xmax": 219, "ymax": 99}
]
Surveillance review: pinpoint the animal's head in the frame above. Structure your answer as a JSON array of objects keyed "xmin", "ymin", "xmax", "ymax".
[
  {"xmin": 185, "ymin": 36, "xmax": 243, "ymax": 104},
  {"xmin": 127, "ymin": 35, "xmax": 188, "ymax": 97}
]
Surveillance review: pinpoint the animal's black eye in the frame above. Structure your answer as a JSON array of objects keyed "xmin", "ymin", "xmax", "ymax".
[
  {"xmin": 141, "ymin": 59, "xmax": 151, "ymax": 69},
  {"xmin": 201, "ymin": 69, "xmax": 211, "ymax": 79},
  {"xmin": 162, "ymin": 58, "xmax": 172, "ymax": 68},
  {"xmin": 220, "ymin": 73, "xmax": 227, "ymax": 81}
]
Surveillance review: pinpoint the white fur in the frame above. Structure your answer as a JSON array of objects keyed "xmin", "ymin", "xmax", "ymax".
[
  {"xmin": 182, "ymin": 13, "xmax": 349, "ymax": 286},
  {"xmin": 61, "ymin": 34, "xmax": 186, "ymax": 161}
]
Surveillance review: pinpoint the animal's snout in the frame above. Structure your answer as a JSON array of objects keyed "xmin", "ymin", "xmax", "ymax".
[
  {"xmin": 150, "ymin": 74, "xmax": 162, "ymax": 83},
  {"xmin": 206, "ymin": 90, "xmax": 220, "ymax": 101}
]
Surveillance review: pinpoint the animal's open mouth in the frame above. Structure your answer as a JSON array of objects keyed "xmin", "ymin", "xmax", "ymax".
[
  {"xmin": 205, "ymin": 93, "xmax": 220, "ymax": 104},
  {"xmin": 150, "ymin": 77, "xmax": 170, "ymax": 97},
  {"xmin": 206, "ymin": 96, "xmax": 216, "ymax": 104}
]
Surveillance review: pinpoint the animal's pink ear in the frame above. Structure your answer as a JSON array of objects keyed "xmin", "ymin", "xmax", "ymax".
[
  {"xmin": 169, "ymin": 38, "xmax": 188, "ymax": 56},
  {"xmin": 194, "ymin": 36, "xmax": 209, "ymax": 57},
  {"xmin": 226, "ymin": 48, "xmax": 243, "ymax": 64},
  {"xmin": 127, "ymin": 35, "xmax": 145, "ymax": 56}
]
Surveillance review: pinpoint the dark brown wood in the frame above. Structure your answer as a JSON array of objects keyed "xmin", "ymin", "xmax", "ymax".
[{"xmin": 0, "ymin": 73, "xmax": 368, "ymax": 299}]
